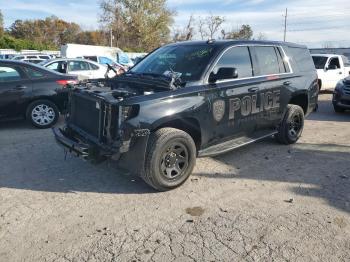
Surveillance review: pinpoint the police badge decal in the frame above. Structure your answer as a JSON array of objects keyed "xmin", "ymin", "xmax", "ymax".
[{"xmin": 213, "ymin": 100, "xmax": 225, "ymax": 122}]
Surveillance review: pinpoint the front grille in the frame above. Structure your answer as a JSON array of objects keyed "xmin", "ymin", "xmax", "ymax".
[
  {"xmin": 344, "ymin": 83, "xmax": 350, "ymax": 95},
  {"xmin": 69, "ymin": 93, "xmax": 103, "ymax": 139}
]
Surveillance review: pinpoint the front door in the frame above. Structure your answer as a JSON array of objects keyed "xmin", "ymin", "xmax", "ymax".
[
  {"xmin": 205, "ymin": 46, "xmax": 265, "ymax": 146},
  {"xmin": 325, "ymin": 56, "xmax": 343, "ymax": 89},
  {"xmin": 0, "ymin": 64, "xmax": 31, "ymax": 118}
]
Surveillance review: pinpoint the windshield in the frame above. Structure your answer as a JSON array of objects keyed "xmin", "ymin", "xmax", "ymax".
[
  {"xmin": 312, "ymin": 56, "xmax": 328, "ymax": 69},
  {"xmin": 130, "ymin": 45, "xmax": 217, "ymax": 82}
]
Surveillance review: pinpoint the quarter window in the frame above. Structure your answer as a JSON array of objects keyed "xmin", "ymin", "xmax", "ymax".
[
  {"xmin": 255, "ymin": 46, "xmax": 281, "ymax": 75},
  {"xmin": 89, "ymin": 63, "xmax": 100, "ymax": 70},
  {"xmin": 214, "ymin": 46, "xmax": 253, "ymax": 79},
  {"xmin": 0, "ymin": 66, "xmax": 23, "ymax": 82}
]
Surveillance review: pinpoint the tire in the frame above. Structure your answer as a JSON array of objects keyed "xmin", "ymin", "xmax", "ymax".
[
  {"xmin": 26, "ymin": 99, "xmax": 59, "ymax": 129},
  {"xmin": 276, "ymin": 105, "xmax": 305, "ymax": 145},
  {"xmin": 142, "ymin": 128, "xmax": 197, "ymax": 191},
  {"xmin": 333, "ymin": 104, "xmax": 345, "ymax": 113}
]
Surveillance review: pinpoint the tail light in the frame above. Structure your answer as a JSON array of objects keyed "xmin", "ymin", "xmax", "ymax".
[{"xmin": 56, "ymin": 79, "xmax": 79, "ymax": 87}]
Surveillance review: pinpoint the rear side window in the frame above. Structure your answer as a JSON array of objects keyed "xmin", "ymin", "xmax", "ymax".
[
  {"xmin": 214, "ymin": 46, "xmax": 253, "ymax": 79},
  {"xmin": 24, "ymin": 67, "xmax": 45, "ymax": 78},
  {"xmin": 0, "ymin": 66, "xmax": 23, "ymax": 82},
  {"xmin": 254, "ymin": 46, "xmax": 281, "ymax": 75},
  {"xmin": 312, "ymin": 56, "xmax": 328, "ymax": 69},
  {"xmin": 68, "ymin": 61, "xmax": 90, "ymax": 71},
  {"xmin": 288, "ymin": 47, "xmax": 315, "ymax": 72}
]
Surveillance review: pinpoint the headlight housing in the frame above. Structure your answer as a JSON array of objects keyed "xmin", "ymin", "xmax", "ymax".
[{"xmin": 120, "ymin": 105, "xmax": 139, "ymax": 122}]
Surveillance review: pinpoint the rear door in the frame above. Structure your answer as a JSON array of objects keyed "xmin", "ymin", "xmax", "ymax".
[
  {"xmin": 67, "ymin": 61, "xmax": 92, "ymax": 79},
  {"xmin": 0, "ymin": 64, "xmax": 32, "ymax": 117},
  {"xmin": 251, "ymin": 45, "xmax": 291, "ymax": 129}
]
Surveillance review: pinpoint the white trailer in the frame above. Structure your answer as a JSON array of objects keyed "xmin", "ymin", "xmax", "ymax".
[{"xmin": 60, "ymin": 44, "xmax": 133, "ymax": 67}]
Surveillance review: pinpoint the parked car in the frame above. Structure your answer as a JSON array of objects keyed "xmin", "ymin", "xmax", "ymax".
[
  {"xmin": 0, "ymin": 60, "xmax": 78, "ymax": 128},
  {"xmin": 81, "ymin": 56, "xmax": 127, "ymax": 74},
  {"xmin": 333, "ymin": 76, "xmax": 350, "ymax": 112},
  {"xmin": 312, "ymin": 54, "xmax": 350, "ymax": 91},
  {"xmin": 39, "ymin": 58, "xmax": 116, "ymax": 80},
  {"xmin": 12, "ymin": 54, "xmax": 53, "ymax": 64},
  {"xmin": 53, "ymin": 40, "xmax": 318, "ymax": 191}
]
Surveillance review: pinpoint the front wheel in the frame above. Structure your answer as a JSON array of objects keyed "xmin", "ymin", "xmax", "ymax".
[
  {"xmin": 276, "ymin": 105, "xmax": 305, "ymax": 145},
  {"xmin": 26, "ymin": 100, "xmax": 59, "ymax": 129},
  {"xmin": 142, "ymin": 128, "xmax": 197, "ymax": 191}
]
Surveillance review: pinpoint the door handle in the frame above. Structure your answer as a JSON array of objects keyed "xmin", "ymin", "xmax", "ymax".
[
  {"xmin": 283, "ymin": 81, "xmax": 292, "ymax": 86},
  {"xmin": 15, "ymin": 85, "xmax": 27, "ymax": 90},
  {"xmin": 338, "ymin": 72, "xmax": 343, "ymax": 75},
  {"xmin": 248, "ymin": 87, "xmax": 259, "ymax": 93}
]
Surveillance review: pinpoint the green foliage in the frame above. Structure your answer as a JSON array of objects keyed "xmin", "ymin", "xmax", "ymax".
[
  {"xmin": 100, "ymin": 0, "xmax": 174, "ymax": 52},
  {"xmin": 0, "ymin": 10, "xmax": 4, "ymax": 36},
  {"xmin": 0, "ymin": 34, "xmax": 55, "ymax": 51},
  {"xmin": 8, "ymin": 16, "xmax": 82, "ymax": 48}
]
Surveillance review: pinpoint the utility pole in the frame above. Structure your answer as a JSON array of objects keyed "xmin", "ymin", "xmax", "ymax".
[{"xmin": 283, "ymin": 8, "xmax": 288, "ymax": 42}]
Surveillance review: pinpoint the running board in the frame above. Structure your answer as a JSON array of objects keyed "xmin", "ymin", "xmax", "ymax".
[{"xmin": 198, "ymin": 131, "xmax": 277, "ymax": 157}]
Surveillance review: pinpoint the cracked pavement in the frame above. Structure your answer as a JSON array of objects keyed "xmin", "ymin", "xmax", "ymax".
[{"xmin": 0, "ymin": 94, "xmax": 349, "ymax": 261}]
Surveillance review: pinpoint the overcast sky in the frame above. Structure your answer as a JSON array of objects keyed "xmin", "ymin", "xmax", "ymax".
[{"xmin": 1, "ymin": 0, "xmax": 349, "ymax": 48}]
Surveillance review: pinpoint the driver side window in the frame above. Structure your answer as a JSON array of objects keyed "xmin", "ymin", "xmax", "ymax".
[
  {"xmin": 328, "ymin": 57, "xmax": 340, "ymax": 70},
  {"xmin": 214, "ymin": 46, "xmax": 253, "ymax": 79}
]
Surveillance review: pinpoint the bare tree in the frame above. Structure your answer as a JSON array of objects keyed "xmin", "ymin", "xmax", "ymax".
[
  {"xmin": 173, "ymin": 15, "xmax": 195, "ymax": 42},
  {"xmin": 255, "ymin": 32, "xmax": 267, "ymax": 40},
  {"xmin": 206, "ymin": 14, "xmax": 225, "ymax": 39},
  {"xmin": 197, "ymin": 14, "xmax": 225, "ymax": 40}
]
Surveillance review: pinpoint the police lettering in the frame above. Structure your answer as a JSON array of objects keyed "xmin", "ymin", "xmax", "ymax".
[{"xmin": 229, "ymin": 91, "xmax": 280, "ymax": 120}]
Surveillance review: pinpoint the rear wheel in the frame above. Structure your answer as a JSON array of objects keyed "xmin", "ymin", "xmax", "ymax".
[
  {"xmin": 142, "ymin": 128, "xmax": 196, "ymax": 191},
  {"xmin": 276, "ymin": 105, "xmax": 304, "ymax": 145},
  {"xmin": 26, "ymin": 100, "xmax": 59, "ymax": 129}
]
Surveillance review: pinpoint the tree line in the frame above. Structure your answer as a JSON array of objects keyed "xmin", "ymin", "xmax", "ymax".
[{"xmin": 0, "ymin": 2, "xmax": 264, "ymax": 52}]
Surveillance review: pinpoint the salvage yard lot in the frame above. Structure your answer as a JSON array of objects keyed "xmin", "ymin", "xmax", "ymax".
[{"xmin": 0, "ymin": 94, "xmax": 349, "ymax": 261}]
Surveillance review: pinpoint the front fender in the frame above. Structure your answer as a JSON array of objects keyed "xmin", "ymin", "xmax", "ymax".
[{"xmin": 127, "ymin": 95, "xmax": 206, "ymax": 131}]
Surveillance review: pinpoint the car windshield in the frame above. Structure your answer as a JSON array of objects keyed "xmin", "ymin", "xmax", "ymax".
[
  {"xmin": 312, "ymin": 56, "xmax": 328, "ymax": 69},
  {"xmin": 130, "ymin": 45, "xmax": 217, "ymax": 82}
]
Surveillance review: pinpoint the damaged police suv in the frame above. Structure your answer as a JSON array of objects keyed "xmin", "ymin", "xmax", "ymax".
[{"xmin": 53, "ymin": 40, "xmax": 318, "ymax": 191}]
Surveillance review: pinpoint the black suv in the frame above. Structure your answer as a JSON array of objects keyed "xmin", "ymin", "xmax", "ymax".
[
  {"xmin": 54, "ymin": 40, "xmax": 318, "ymax": 191},
  {"xmin": 0, "ymin": 60, "xmax": 78, "ymax": 128}
]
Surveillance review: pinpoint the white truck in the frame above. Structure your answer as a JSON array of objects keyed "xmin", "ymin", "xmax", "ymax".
[
  {"xmin": 60, "ymin": 44, "xmax": 134, "ymax": 67},
  {"xmin": 312, "ymin": 54, "xmax": 350, "ymax": 90}
]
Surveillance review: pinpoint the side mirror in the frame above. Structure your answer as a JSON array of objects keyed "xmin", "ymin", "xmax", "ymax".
[{"xmin": 209, "ymin": 67, "xmax": 238, "ymax": 83}]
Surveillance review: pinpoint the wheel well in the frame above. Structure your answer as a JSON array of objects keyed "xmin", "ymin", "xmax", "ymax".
[
  {"xmin": 157, "ymin": 118, "xmax": 202, "ymax": 150},
  {"xmin": 289, "ymin": 94, "xmax": 308, "ymax": 114}
]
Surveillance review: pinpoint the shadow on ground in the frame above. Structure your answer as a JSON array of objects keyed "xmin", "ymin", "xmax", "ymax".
[{"xmin": 195, "ymin": 138, "xmax": 350, "ymax": 214}]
